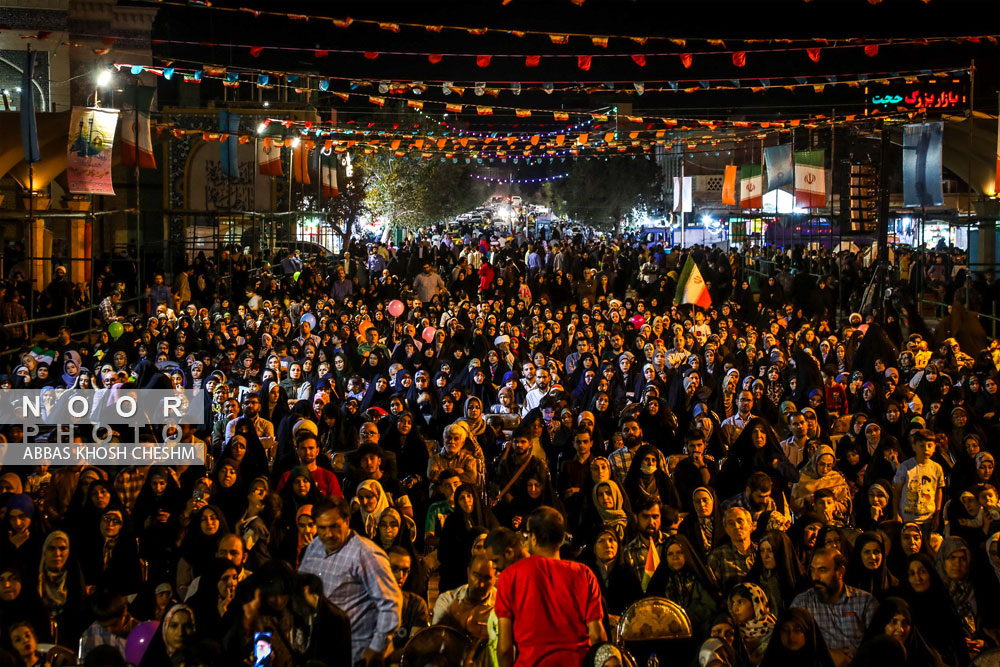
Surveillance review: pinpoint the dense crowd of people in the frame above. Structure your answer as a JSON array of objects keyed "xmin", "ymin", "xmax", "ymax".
[{"xmin": 0, "ymin": 228, "xmax": 999, "ymax": 667}]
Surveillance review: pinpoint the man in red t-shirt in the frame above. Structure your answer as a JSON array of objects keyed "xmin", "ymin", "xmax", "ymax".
[{"xmin": 495, "ymin": 506, "xmax": 606, "ymax": 667}]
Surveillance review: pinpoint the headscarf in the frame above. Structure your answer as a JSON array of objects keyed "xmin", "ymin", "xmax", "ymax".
[
  {"xmin": 732, "ymin": 582, "xmax": 777, "ymax": 640},
  {"xmin": 460, "ymin": 396, "xmax": 486, "ymax": 438},
  {"xmin": 39, "ymin": 530, "xmax": 71, "ymax": 607},
  {"xmin": 591, "ymin": 481, "xmax": 628, "ymax": 539},
  {"xmin": 354, "ymin": 479, "xmax": 390, "ymax": 538},
  {"xmin": 934, "ymin": 535, "xmax": 977, "ymax": 636},
  {"xmin": 0, "ymin": 473, "xmax": 24, "ymax": 496},
  {"xmin": 987, "ymin": 532, "xmax": 1000, "ymax": 584},
  {"xmin": 162, "ymin": 603, "xmax": 195, "ymax": 655}
]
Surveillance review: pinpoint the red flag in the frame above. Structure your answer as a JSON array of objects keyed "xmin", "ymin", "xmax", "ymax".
[
  {"xmin": 807, "ymin": 48, "xmax": 821, "ymax": 62},
  {"xmin": 577, "ymin": 55, "xmax": 592, "ymax": 71},
  {"xmin": 733, "ymin": 51, "xmax": 746, "ymax": 67},
  {"xmin": 364, "ymin": 52, "xmax": 379, "ymax": 60},
  {"xmin": 864, "ymin": 44, "xmax": 878, "ymax": 57},
  {"xmin": 477, "ymin": 55, "xmax": 491, "ymax": 68},
  {"xmin": 249, "ymin": 46, "xmax": 263, "ymax": 58},
  {"xmin": 525, "ymin": 55, "xmax": 540, "ymax": 67},
  {"xmin": 680, "ymin": 53, "xmax": 693, "ymax": 68},
  {"xmin": 631, "ymin": 54, "xmax": 646, "ymax": 67},
  {"xmin": 428, "ymin": 54, "xmax": 443, "ymax": 64}
]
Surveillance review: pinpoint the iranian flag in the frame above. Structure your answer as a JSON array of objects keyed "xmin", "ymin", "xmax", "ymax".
[
  {"xmin": 674, "ymin": 256, "xmax": 712, "ymax": 308},
  {"xmin": 640, "ymin": 536, "xmax": 660, "ymax": 592},
  {"xmin": 121, "ymin": 85, "xmax": 156, "ymax": 169},
  {"xmin": 258, "ymin": 138, "xmax": 283, "ymax": 177},
  {"xmin": 740, "ymin": 164, "xmax": 762, "ymax": 208},
  {"xmin": 321, "ymin": 157, "xmax": 339, "ymax": 198},
  {"xmin": 795, "ymin": 149, "xmax": 826, "ymax": 209}
]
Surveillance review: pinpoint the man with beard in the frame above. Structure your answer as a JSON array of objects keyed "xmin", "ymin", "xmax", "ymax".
[
  {"xmin": 790, "ymin": 547, "xmax": 876, "ymax": 666},
  {"xmin": 607, "ymin": 417, "xmax": 667, "ymax": 485},
  {"xmin": 720, "ymin": 390, "xmax": 754, "ymax": 454},
  {"xmin": 622, "ymin": 498, "xmax": 666, "ymax": 583}
]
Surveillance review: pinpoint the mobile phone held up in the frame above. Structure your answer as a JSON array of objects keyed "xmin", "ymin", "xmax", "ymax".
[{"xmin": 253, "ymin": 631, "xmax": 273, "ymax": 667}]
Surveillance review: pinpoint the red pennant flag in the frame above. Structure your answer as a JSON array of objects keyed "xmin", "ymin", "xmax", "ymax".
[
  {"xmin": 516, "ymin": 109, "xmax": 532, "ymax": 118},
  {"xmin": 364, "ymin": 52, "xmax": 379, "ymax": 60},
  {"xmin": 249, "ymin": 46, "xmax": 263, "ymax": 57},
  {"xmin": 578, "ymin": 55, "xmax": 592, "ymax": 71},
  {"xmin": 428, "ymin": 54, "xmax": 443, "ymax": 64},
  {"xmin": 446, "ymin": 103, "xmax": 463, "ymax": 113},
  {"xmin": 864, "ymin": 44, "xmax": 878, "ymax": 57},
  {"xmin": 807, "ymin": 48, "xmax": 821, "ymax": 62},
  {"xmin": 680, "ymin": 53, "xmax": 693, "ymax": 68},
  {"xmin": 379, "ymin": 23, "xmax": 400, "ymax": 32},
  {"xmin": 550, "ymin": 34, "xmax": 569, "ymax": 45},
  {"xmin": 631, "ymin": 54, "xmax": 646, "ymax": 67},
  {"xmin": 733, "ymin": 51, "xmax": 746, "ymax": 67},
  {"xmin": 525, "ymin": 55, "xmax": 540, "ymax": 67},
  {"xmin": 369, "ymin": 96, "xmax": 385, "ymax": 106},
  {"xmin": 477, "ymin": 55, "xmax": 491, "ymax": 68},
  {"xmin": 332, "ymin": 17, "xmax": 353, "ymax": 28}
]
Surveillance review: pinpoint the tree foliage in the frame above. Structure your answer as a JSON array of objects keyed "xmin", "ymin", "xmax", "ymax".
[{"xmin": 553, "ymin": 157, "xmax": 663, "ymax": 231}]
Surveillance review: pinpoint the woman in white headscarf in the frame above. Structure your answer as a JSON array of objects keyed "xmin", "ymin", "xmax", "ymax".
[
  {"xmin": 350, "ymin": 479, "xmax": 391, "ymax": 540},
  {"xmin": 790, "ymin": 444, "xmax": 851, "ymax": 519}
]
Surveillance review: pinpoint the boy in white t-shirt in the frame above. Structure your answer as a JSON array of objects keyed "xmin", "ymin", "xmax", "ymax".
[{"xmin": 892, "ymin": 429, "xmax": 945, "ymax": 530}]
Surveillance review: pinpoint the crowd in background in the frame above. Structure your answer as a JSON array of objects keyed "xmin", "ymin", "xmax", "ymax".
[{"xmin": 0, "ymin": 228, "xmax": 998, "ymax": 666}]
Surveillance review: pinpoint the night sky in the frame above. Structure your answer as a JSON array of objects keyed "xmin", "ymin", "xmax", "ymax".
[{"xmin": 143, "ymin": 0, "xmax": 999, "ymax": 129}]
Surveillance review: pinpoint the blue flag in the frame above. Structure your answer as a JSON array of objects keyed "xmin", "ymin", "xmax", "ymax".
[
  {"xmin": 20, "ymin": 49, "xmax": 39, "ymax": 164},
  {"xmin": 903, "ymin": 122, "xmax": 944, "ymax": 207},
  {"xmin": 764, "ymin": 144, "xmax": 793, "ymax": 191},
  {"xmin": 219, "ymin": 110, "xmax": 240, "ymax": 179}
]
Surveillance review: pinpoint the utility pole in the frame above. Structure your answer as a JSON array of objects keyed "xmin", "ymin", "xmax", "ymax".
[{"xmin": 876, "ymin": 118, "xmax": 891, "ymax": 322}]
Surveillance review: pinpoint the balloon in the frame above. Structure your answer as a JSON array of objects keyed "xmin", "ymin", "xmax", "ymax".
[
  {"xmin": 422, "ymin": 326, "xmax": 436, "ymax": 344},
  {"xmin": 388, "ymin": 299, "xmax": 405, "ymax": 318},
  {"xmin": 293, "ymin": 271, "xmax": 301, "ymax": 282},
  {"xmin": 299, "ymin": 313, "xmax": 317, "ymax": 329},
  {"xmin": 125, "ymin": 621, "xmax": 160, "ymax": 665},
  {"xmin": 108, "ymin": 322, "xmax": 124, "ymax": 339},
  {"xmin": 630, "ymin": 314, "xmax": 646, "ymax": 330},
  {"xmin": 358, "ymin": 320, "xmax": 373, "ymax": 337}
]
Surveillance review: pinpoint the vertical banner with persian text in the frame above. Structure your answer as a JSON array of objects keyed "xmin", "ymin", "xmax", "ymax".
[{"xmin": 67, "ymin": 107, "xmax": 118, "ymax": 195}]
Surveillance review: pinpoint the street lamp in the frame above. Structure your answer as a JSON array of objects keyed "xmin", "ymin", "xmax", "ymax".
[{"xmin": 95, "ymin": 69, "xmax": 112, "ymax": 106}]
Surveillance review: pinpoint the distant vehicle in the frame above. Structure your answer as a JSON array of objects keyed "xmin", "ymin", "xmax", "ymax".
[{"xmin": 511, "ymin": 196, "xmax": 522, "ymax": 207}]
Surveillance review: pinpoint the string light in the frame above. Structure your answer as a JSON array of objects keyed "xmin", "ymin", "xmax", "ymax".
[{"xmin": 471, "ymin": 173, "xmax": 569, "ymax": 184}]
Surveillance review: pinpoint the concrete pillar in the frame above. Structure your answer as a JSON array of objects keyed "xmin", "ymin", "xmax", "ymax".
[
  {"xmin": 21, "ymin": 193, "xmax": 52, "ymax": 292},
  {"xmin": 64, "ymin": 195, "xmax": 92, "ymax": 286}
]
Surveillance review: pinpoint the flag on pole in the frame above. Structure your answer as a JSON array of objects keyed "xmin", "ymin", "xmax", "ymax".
[
  {"xmin": 219, "ymin": 110, "xmax": 240, "ymax": 179},
  {"xmin": 672, "ymin": 176, "xmax": 692, "ymax": 212},
  {"xmin": 794, "ymin": 150, "xmax": 826, "ymax": 208},
  {"xmin": 674, "ymin": 255, "xmax": 712, "ymax": 308},
  {"xmin": 121, "ymin": 85, "xmax": 156, "ymax": 169},
  {"xmin": 722, "ymin": 165, "xmax": 737, "ymax": 205},
  {"xmin": 994, "ymin": 94, "xmax": 999, "ymax": 196},
  {"xmin": 28, "ymin": 346, "xmax": 56, "ymax": 365},
  {"xmin": 640, "ymin": 537, "xmax": 660, "ymax": 592},
  {"xmin": 321, "ymin": 156, "xmax": 339, "ymax": 197},
  {"xmin": 764, "ymin": 144, "xmax": 793, "ymax": 191},
  {"xmin": 740, "ymin": 165, "xmax": 763, "ymax": 208},
  {"xmin": 258, "ymin": 138, "xmax": 283, "ymax": 176},
  {"xmin": 293, "ymin": 142, "xmax": 311, "ymax": 184},
  {"xmin": 902, "ymin": 122, "xmax": 943, "ymax": 207},
  {"xmin": 20, "ymin": 48, "xmax": 40, "ymax": 164}
]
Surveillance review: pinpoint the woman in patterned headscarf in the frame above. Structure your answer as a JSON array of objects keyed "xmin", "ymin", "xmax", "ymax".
[
  {"xmin": 349, "ymin": 479, "xmax": 391, "ymax": 540},
  {"xmin": 934, "ymin": 536, "xmax": 980, "ymax": 640},
  {"xmin": 727, "ymin": 582, "xmax": 777, "ymax": 665}
]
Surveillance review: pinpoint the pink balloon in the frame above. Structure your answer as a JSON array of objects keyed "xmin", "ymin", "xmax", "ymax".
[
  {"xmin": 422, "ymin": 326, "xmax": 436, "ymax": 344},
  {"xmin": 126, "ymin": 621, "xmax": 160, "ymax": 665},
  {"xmin": 388, "ymin": 299, "xmax": 405, "ymax": 318}
]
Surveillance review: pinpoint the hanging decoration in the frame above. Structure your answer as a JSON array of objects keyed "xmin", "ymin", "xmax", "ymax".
[
  {"xmin": 141, "ymin": 0, "xmax": 946, "ymax": 49},
  {"xmin": 471, "ymin": 173, "xmax": 569, "ymax": 184}
]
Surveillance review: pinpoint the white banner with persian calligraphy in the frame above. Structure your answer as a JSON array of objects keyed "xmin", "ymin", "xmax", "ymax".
[{"xmin": 67, "ymin": 107, "xmax": 118, "ymax": 195}]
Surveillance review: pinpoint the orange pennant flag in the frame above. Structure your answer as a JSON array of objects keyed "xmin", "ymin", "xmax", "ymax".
[
  {"xmin": 554, "ymin": 112, "xmax": 569, "ymax": 121},
  {"xmin": 369, "ymin": 96, "xmax": 385, "ymax": 106},
  {"xmin": 437, "ymin": 139, "xmax": 446, "ymax": 149},
  {"xmin": 555, "ymin": 135, "xmax": 565, "ymax": 145},
  {"xmin": 733, "ymin": 51, "xmax": 746, "ymax": 67},
  {"xmin": 592, "ymin": 37, "xmax": 608, "ymax": 48},
  {"xmin": 516, "ymin": 109, "xmax": 532, "ymax": 118},
  {"xmin": 722, "ymin": 165, "xmax": 737, "ymax": 205},
  {"xmin": 604, "ymin": 132, "xmax": 615, "ymax": 143},
  {"xmin": 578, "ymin": 55, "xmax": 592, "ymax": 71},
  {"xmin": 477, "ymin": 106, "xmax": 493, "ymax": 115},
  {"xmin": 680, "ymin": 54, "xmax": 693, "ymax": 68},
  {"xmin": 530, "ymin": 136, "xmax": 540, "ymax": 145},
  {"xmin": 293, "ymin": 143, "xmax": 311, "ymax": 184},
  {"xmin": 550, "ymin": 34, "xmax": 569, "ymax": 45},
  {"xmin": 446, "ymin": 103, "xmax": 463, "ymax": 113},
  {"xmin": 577, "ymin": 133, "xmax": 589, "ymax": 145},
  {"xmin": 807, "ymin": 48, "xmax": 821, "ymax": 62}
]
